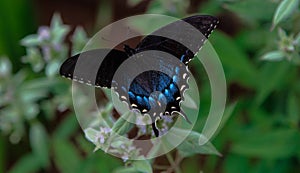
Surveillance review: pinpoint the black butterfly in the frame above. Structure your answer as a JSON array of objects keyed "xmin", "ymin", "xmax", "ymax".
[{"xmin": 60, "ymin": 15, "xmax": 219, "ymax": 137}]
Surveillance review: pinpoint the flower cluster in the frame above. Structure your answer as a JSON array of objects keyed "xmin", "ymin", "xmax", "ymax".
[
  {"xmin": 110, "ymin": 139, "xmax": 141, "ymax": 162},
  {"xmin": 262, "ymin": 28, "xmax": 300, "ymax": 64},
  {"xmin": 95, "ymin": 127, "xmax": 112, "ymax": 144}
]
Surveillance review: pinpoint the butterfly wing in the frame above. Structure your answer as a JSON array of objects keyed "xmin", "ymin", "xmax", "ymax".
[
  {"xmin": 59, "ymin": 49, "xmax": 128, "ymax": 88},
  {"xmin": 135, "ymin": 15, "xmax": 219, "ymax": 64},
  {"xmin": 59, "ymin": 15, "xmax": 219, "ymax": 137}
]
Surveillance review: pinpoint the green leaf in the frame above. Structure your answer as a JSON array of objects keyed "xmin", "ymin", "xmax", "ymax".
[
  {"xmin": 20, "ymin": 77, "xmax": 59, "ymax": 91},
  {"xmin": 111, "ymin": 112, "xmax": 134, "ymax": 136},
  {"xmin": 235, "ymin": 29, "xmax": 277, "ymax": 53},
  {"xmin": 45, "ymin": 60, "xmax": 61, "ymax": 77},
  {"xmin": 212, "ymin": 102, "xmax": 237, "ymax": 138},
  {"xmin": 8, "ymin": 154, "xmax": 41, "ymax": 173},
  {"xmin": 113, "ymin": 167, "xmax": 138, "ymax": 173},
  {"xmin": 54, "ymin": 114, "xmax": 79, "ymax": 139},
  {"xmin": 71, "ymin": 27, "xmax": 88, "ymax": 55},
  {"xmin": 171, "ymin": 128, "xmax": 220, "ymax": 157},
  {"xmin": 75, "ymin": 135, "xmax": 95, "ymax": 154},
  {"xmin": 52, "ymin": 138, "xmax": 82, "ymax": 173},
  {"xmin": 147, "ymin": 0, "xmax": 188, "ymax": 16},
  {"xmin": 231, "ymin": 129, "xmax": 300, "ymax": 159},
  {"xmin": 294, "ymin": 32, "xmax": 300, "ymax": 45},
  {"xmin": 95, "ymin": 1, "xmax": 113, "ymax": 29},
  {"xmin": 255, "ymin": 62, "xmax": 290, "ymax": 105},
  {"xmin": 272, "ymin": 0, "xmax": 299, "ymax": 29},
  {"xmin": 84, "ymin": 127, "xmax": 99, "ymax": 144},
  {"xmin": 22, "ymin": 47, "xmax": 44, "ymax": 72},
  {"xmin": 113, "ymin": 160, "xmax": 152, "ymax": 173},
  {"xmin": 288, "ymin": 94, "xmax": 299, "ymax": 127},
  {"xmin": 20, "ymin": 34, "xmax": 41, "ymax": 47},
  {"xmin": 132, "ymin": 160, "xmax": 152, "ymax": 173},
  {"xmin": 23, "ymin": 103, "xmax": 39, "ymax": 120},
  {"xmin": 278, "ymin": 28, "xmax": 287, "ymax": 39},
  {"xmin": 50, "ymin": 13, "xmax": 70, "ymax": 44},
  {"xmin": 29, "ymin": 122, "xmax": 50, "ymax": 168},
  {"xmin": 261, "ymin": 50, "xmax": 285, "ymax": 61},
  {"xmin": 224, "ymin": 0, "xmax": 277, "ymax": 23},
  {"xmin": 40, "ymin": 101, "xmax": 55, "ymax": 120},
  {"xmin": 209, "ymin": 31, "xmax": 257, "ymax": 87},
  {"xmin": 223, "ymin": 155, "xmax": 250, "ymax": 173},
  {"xmin": 19, "ymin": 78, "xmax": 60, "ymax": 103},
  {"xmin": 19, "ymin": 88, "xmax": 47, "ymax": 103},
  {"xmin": 0, "ymin": 57, "xmax": 12, "ymax": 77},
  {"xmin": 198, "ymin": 0, "xmax": 222, "ymax": 15}
]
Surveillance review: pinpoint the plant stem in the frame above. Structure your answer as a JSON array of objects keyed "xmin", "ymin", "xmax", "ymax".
[
  {"xmin": 153, "ymin": 164, "xmax": 170, "ymax": 170},
  {"xmin": 166, "ymin": 152, "xmax": 182, "ymax": 173}
]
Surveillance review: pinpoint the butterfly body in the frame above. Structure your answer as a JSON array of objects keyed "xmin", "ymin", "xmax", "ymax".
[{"xmin": 60, "ymin": 15, "xmax": 219, "ymax": 137}]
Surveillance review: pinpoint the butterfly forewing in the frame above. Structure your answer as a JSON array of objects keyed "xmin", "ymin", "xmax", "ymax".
[
  {"xmin": 60, "ymin": 49, "xmax": 129, "ymax": 88},
  {"xmin": 135, "ymin": 15, "xmax": 219, "ymax": 64}
]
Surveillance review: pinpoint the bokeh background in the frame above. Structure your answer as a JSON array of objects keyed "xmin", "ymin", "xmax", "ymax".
[{"xmin": 0, "ymin": 0, "xmax": 300, "ymax": 172}]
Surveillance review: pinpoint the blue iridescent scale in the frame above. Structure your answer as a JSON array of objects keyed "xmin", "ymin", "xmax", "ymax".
[{"xmin": 128, "ymin": 71, "xmax": 181, "ymax": 113}]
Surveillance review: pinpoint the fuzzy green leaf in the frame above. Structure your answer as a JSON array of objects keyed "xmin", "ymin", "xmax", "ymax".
[
  {"xmin": 52, "ymin": 138, "xmax": 82, "ymax": 173},
  {"xmin": 272, "ymin": 0, "xmax": 299, "ymax": 29},
  {"xmin": 231, "ymin": 129, "xmax": 300, "ymax": 159},
  {"xmin": 84, "ymin": 128, "xmax": 99, "ymax": 144},
  {"xmin": 171, "ymin": 128, "xmax": 221, "ymax": 157},
  {"xmin": 111, "ymin": 112, "xmax": 134, "ymax": 136},
  {"xmin": 71, "ymin": 27, "xmax": 88, "ymax": 55},
  {"xmin": 50, "ymin": 13, "xmax": 70, "ymax": 44},
  {"xmin": 8, "ymin": 154, "xmax": 41, "ymax": 173},
  {"xmin": 29, "ymin": 122, "xmax": 50, "ymax": 168},
  {"xmin": 132, "ymin": 160, "xmax": 152, "ymax": 173},
  {"xmin": 0, "ymin": 57, "xmax": 12, "ymax": 77},
  {"xmin": 113, "ymin": 160, "xmax": 152, "ymax": 173},
  {"xmin": 261, "ymin": 50, "xmax": 285, "ymax": 61},
  {"xmin": 45, "ymin": 60, "xmax": 60, "ymax": 77}
]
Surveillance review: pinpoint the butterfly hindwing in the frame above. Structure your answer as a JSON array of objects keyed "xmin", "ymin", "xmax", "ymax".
[{"xmin": 127, "ymin": 70, "xmax": 182, "ymax": 114}]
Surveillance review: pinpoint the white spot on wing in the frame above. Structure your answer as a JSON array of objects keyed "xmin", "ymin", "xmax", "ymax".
[
  {"xmin": 183, "ymin": 73, "xmax": 187, "ymax": 79},
  {"xmin": 180, "ymin": 85, "xmax": 186, "ymax": 91}
]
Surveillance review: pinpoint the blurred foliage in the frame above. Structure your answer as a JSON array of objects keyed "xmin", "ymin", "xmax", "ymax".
[
  {"xmin": 0, "ymin": 0, "xmax": 36, "ymax": 70},
  {"xmin": 0, "ymin": 0, "xmax": 300, "ymax": 173}
]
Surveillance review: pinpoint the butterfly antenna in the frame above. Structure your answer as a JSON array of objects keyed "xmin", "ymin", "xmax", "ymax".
[{"xmin": 179, "ymin": 109, "xmax": 192, "ymax": 124}]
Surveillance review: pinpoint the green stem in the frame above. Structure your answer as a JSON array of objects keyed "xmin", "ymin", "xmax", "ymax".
[
  {"xmin": 166, "ymin": 152, "xmax": 182, "ymax": 173},
  {"xmin": 153, "ymin": 164, "xmax": 170, "ymax": 170}
]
